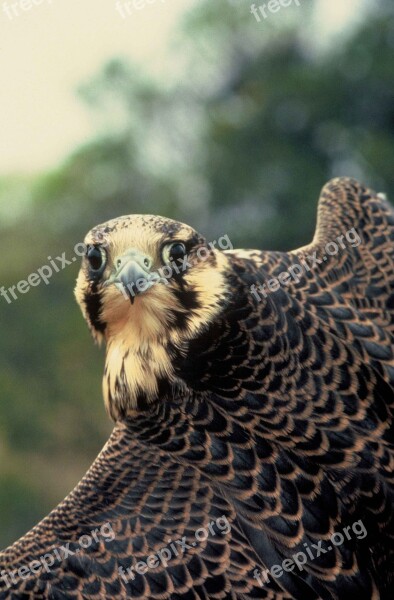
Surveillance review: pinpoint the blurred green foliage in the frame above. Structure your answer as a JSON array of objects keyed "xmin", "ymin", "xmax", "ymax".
[{"xmin": 1, "ymin": 0, "xmax": 394, "ymax": 548}]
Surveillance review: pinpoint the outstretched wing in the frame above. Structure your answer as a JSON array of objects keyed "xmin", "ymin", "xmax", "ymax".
[
  {"xmin": 1, "ymin": 425, "xmax": 223, "ymax": 599},
  {"xmin": 1, "ymin": 422, "xmax": 279, "ymax": 600}
]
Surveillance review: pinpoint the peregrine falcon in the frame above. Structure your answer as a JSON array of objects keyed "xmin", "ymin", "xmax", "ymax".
[{"xmin": 0, "ymin": 177, "xmax": 393, "ymax": 600}]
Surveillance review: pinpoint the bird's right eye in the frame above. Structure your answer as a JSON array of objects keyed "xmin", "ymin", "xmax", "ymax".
[{"xmin": 87, "ymin": 245, "xmax": 107, "ymax": 275}]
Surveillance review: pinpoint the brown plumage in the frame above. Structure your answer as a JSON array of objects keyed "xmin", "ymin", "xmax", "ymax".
[{"xmin": 1, "ymin": 177, "xmax": 393, "ymax": 599}]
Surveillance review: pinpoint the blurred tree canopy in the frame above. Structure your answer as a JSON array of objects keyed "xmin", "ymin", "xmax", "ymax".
[{"xmin": 1, "ymin": 0, "xmax": 394, "ymax": 547}]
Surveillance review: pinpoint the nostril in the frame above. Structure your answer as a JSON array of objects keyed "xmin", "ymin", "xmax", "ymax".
[{"xmin": 115, "ymin": 253, "xmax": 151, "ymax": 270}]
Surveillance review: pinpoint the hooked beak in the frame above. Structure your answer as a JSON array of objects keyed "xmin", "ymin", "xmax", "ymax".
[{"xmin": 105, "ymin": 249, "xmax": 154, "ymax": 304}]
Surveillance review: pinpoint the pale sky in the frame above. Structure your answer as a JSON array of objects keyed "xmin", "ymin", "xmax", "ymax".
[{"xmin": 0, "ymin": 0, "xmax": 368, "ymax": 175}]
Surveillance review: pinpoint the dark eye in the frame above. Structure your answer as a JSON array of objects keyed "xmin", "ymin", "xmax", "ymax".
[
  {"xmin": 87, "ymin": 245, "xmax": 107, "ymax": 274},
  {"xmin": 162, "ymin": 242, "xmax": 186, "ymax": 264}
]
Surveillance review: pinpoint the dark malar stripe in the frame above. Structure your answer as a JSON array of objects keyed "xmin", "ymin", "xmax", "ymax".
[{"xmin": 84, "ymin": 283, "xmax": 106, "ymax": 333}]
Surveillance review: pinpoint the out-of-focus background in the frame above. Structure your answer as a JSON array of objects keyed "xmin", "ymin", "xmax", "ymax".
[{"xmin": 0, "ymin": 0, "xmax": 393, "ymax": 548}]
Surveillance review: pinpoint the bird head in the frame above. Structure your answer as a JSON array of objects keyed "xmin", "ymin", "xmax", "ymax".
[{"xmin": 75, "ymin": 214, "xmax": 230, "ymax": 418}]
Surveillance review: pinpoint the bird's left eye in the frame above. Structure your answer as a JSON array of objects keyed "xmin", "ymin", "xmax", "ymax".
[
  {"xmin": 161, "ymin": 242, "xmax": 187, "ymax": 264},
  {"xmin": 87, "ymin": 245, "xmax": 107, "ymax": 275}
]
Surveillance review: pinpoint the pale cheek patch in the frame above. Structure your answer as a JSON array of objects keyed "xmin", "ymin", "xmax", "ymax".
[{"xmin": 182, "ymin": 255, "xmax": 229, "ymax": 339}]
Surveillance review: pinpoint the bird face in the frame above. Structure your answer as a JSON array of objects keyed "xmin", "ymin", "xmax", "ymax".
[{"xmin": 75, "ymin": 214, "xmax": 230, "ymax": 418}]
